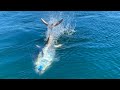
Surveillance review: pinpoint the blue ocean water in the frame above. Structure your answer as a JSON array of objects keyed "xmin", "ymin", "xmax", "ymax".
[{"xmin": 1, "ymin": 11, "xmax": 120, "ymax": 79}]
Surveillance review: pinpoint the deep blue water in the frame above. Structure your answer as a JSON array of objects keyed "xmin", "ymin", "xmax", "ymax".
[{"xmin": 1, "ymin": 11, "xmax": 120, "ymax": 79}]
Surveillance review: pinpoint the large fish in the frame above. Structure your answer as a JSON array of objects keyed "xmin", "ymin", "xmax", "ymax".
[{"xmin": 35, "ymin": 18, "xmax": 63, "ymax": 74}]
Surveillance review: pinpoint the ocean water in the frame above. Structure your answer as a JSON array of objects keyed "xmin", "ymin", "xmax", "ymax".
[{"xmin": 1, "ymin": 11, "xmax": 120, "ymax": 79}]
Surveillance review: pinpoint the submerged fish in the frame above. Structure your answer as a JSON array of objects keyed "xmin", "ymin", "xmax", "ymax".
[{"xmin": 35, "ymin": 18, "xmax": 63, "ymax": 74}]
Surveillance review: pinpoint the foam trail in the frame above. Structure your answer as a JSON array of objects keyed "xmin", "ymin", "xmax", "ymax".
[{"xmin": 34, "ymin": 12, "xmax": 76, "ymax": 74}]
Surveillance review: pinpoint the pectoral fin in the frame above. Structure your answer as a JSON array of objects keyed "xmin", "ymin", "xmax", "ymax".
[
  {"xmin": 36, "ymin": 45, "xmax": 41, "ymax": 49},
  {"xmin": 36, "ymin": 45, "xmax": 44, "ymax": 56},
  {"xmin": 54, "ymin": 44, "xmax": 62, "ymax": 48}
]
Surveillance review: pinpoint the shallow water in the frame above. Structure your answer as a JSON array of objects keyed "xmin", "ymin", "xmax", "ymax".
[{"xmin": 1, "ymin": 11, "xmax": 120, "ymax": 79}]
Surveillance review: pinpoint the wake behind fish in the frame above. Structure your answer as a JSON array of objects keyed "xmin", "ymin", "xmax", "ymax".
[{"xmin": 34, "ymin": 15, "xmax": 76, "ymax": 75}]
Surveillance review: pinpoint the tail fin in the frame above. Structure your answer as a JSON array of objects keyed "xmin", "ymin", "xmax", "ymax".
[
  {"xmin": 41, "ymin": 18, "xmax": 48, "ymax": 26},
  {"xmin": 41, "ymin": 18, "xmax": 63, "ymax": 27},
  {"xmin": 53, "ymin": 19, "xmax": 63, "ymax": 27}
]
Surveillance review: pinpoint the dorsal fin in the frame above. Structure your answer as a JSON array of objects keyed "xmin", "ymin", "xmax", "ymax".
[{"xmin": 41, "ymin": 18, "xmax": 48, "ymax": 26}]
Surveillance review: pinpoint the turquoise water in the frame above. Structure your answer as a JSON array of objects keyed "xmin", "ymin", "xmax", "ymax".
[{"xmin": 1, "ymin": 11, "xmax": 120, "ymax": 79}]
